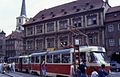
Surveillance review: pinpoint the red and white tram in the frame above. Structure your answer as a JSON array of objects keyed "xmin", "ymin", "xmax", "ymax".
[
  {"xmin": 8, "ymin": 55, "xmax": 30, "ymax": 72},
  {"xmin": 29, "ymin": 46, "xmax": 110, "ymax": 77}
]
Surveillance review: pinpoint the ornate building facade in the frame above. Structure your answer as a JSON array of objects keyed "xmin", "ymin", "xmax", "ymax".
[{"xmin": 23, "ymin": 0, "xmax": 110, "ymax": 54}]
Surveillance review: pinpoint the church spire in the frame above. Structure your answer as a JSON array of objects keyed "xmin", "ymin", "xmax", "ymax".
[{"xmin": 20, "ymin": 0, "xmax": 26, "ymax": 16}]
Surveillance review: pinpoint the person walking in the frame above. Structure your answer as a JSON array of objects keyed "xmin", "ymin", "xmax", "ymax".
[
  {"xmin": 91, "ymin": 67, "xmax": 98, "ymax": 77},
  {"xmin": 0, "ymin": 63, "xmax": 3, "ymax": 73},
  {"xmin": 78, "ymin": 59, "xmax": 88, "ymax": 77},
  {"xmin": 70, "ymin": 64, "xmax": 75, "ymax": 77},
  {"xmin": 98, "ymin": 64, "xmax": 109, "ymax": 77},
  {"xmin": 41, "ymin": 61, "xmax": 46, "ymax": 77},
  {"xmin": 11, "ymin": 62, "xmax": 15, "ymax": 72}
]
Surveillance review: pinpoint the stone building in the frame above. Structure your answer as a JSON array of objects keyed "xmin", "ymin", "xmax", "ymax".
[
  {"xmin": 105, "ymin": 6, "xmax": 120, "ymax": 57},
  {"xmin": 23, "ymin": 0, "xmax": 110, "ymax": 54},
  {"xmin": 6, "ymin": 31, "xmax": 24, "ymax": 57},
  {"xmin": 0, "ymin": 30, "xmax": 6, "ymax": 61}
]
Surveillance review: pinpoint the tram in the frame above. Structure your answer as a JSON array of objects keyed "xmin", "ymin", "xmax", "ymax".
[
  {"xmin": 29, "ymin": 46, "xmax": 110, "ymax": 77},
  {"xmin": 8, "ymin": 55, "xmax": 30, "ymax": 72}
]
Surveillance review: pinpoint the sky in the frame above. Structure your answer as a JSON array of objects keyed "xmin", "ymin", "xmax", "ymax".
[{"xmin": 0, "ymin": 0, "xmax": 120, "ymax": 36}]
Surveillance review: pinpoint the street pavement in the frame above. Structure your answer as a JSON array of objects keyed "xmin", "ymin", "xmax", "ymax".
[{"xmin": 0, "ymin": 71, "xmax": 120, "ymax": 77}]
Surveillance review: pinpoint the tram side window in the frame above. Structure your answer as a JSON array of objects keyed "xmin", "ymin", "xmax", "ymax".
[
  {"xmin": 22, "ymin": 58, "xmax": 28, "ymax": 64},
  {"xmin": 31, "ymin": 57, "xmax": 34, "ymax": 63},
  {"xmin": 53, "ymin": 54, "xmax": 60, "ymax": 63},
  {"xmin": 41, "ymin": 56, "xmax": 45, "ymax": 64},
  {"xmin": 62, "ymin": 54, "xmax": 70, "ymax": 63},
  {"xmin": 80, "ymin": 52, "xmax": 86, "ymax": 61},
  {"xmin": 88, "ymin": 52, "xmax": 96, "ymax": 63},
  {"xmin": 47, "ymin": 55, "xmax": 52, "ymax": 63},
  {"xmin": 35, "ymin": 56, "xmax": 39, "ymax": 63}
]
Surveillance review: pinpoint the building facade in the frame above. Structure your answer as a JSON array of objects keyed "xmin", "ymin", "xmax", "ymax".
[
  {"xmin": 0, "ymin": 30, "xmax": 6, "ymax": 61},
  {"xmin": 23, "ymin": 0, "xmax": 110, "ymax": 54},
  {"xmin": 6, "ymin": 31, "xmax": 24, "ymax": 57},
  {"xmin": 5, "ymin": 0, "xmax": 28, "ymax": 57},
  {"xmin": 105, "ymin": 6, "xmax": 120, "ymax": 57}
]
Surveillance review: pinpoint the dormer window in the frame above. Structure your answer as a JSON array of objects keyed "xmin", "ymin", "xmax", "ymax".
[
  {"xmin": 52, "ymin": 14, "xmax": 55, "ymax": 17},
  {"xmin": 76, "ymin": 9, "xmax": 80, "ymax": 12},
  {"xmin": 42, "ymin": 17, "xmax": 45, "ymax": 19},
  {"xmin": 90, "ymin": 5, "xmax": 94, "ymax": 9},
  {"xmin": 50, "ymin": 12, "xmax": 53, "ymax": 15},
  {"xmin": 64, "ymin": 12, "xmax": 67, "ymax": 14},
  {"xmin": 86, "ymin": 2, "xmax": 89, "ymax": 6},
  {"xmin": 73, "ymin": 6, "xmax": 77, "ymax": 9},
  {"xmin": 41, "ymin": 14, "xmax": 44, "ymax": 17},
  {"xmin": 61, "ymin": 9, "xmax": 65, "ymax": 12}
]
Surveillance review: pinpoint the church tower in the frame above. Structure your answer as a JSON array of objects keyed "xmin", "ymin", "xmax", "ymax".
[{"xmin": 16, "ymin": 0, "xmax": 29, "ymax": 32}]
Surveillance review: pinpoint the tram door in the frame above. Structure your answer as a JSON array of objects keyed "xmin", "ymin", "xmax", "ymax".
[{"xmin": 19, "ymin": 58, "xmax": 22, "ymax": 71}]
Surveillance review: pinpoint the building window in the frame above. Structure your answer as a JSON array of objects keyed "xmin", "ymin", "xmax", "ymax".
[
  {"xmin": 36, "ymin": 24, "xmax": 43, "ymax": 34},
  {"xmin": 108, "ymin": 25, "xmax": 114, "ymax": 32},
  {"xmin": 118, "ymin": 24, "xmax": 120, "ymax": 31},
  {"xmin": 18, "ymin": 19, "xmax": 21, "ymax": 23},
  {"xmin": 27, "ymin": 40, "xmax": 33, "ymax": 50},
  {"xmin": 59, "ymin": 19, "xmax": 68, "ymax": 30},
  {"xmin": 87, "ymin": 15, "xmax": 97, "ymax": 26},
  {"xmin": 72, "ymin": 17, "xmax": 82, "ymax": 27},
  {"xmin": 59, "ymin": 36, "xmax": 68, "ymax": 47},
  {"xmin": 27, "ymin": 27, "xmax": 33, "ymax": 35},
  {"xmin": 109, "ymin": 39, "xmax": 115, "ymax": 46},
  {"xmin": 88, "ymin": 35, "xmax": 97, "ymax": 44},
  {"xmin": 36, "ymin": 39, "xmax": 43, "ymax": 50},
  {"xmin": 47, "ymin": 22, "xmax": 54, "ymax": 32},
  {"xmin": 47, "ymin": 38, "xmax": 55, "ymax": 48}
]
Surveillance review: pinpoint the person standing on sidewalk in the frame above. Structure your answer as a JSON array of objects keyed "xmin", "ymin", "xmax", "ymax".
[
  {"xmin": 91, "ymin": 67, "xmax": 98, "ymax": 77},
  {"xmin": 98, "ymin": 64, "xmax": 109, "ymax": 77},
  {"xmin": 41, "ymin": 61, "xmax": 46, "ymax": 77}
]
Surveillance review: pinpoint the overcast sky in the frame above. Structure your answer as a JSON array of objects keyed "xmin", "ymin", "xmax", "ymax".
[{"xmin": 0, "ymin": 0, "xmax": 120, "ymax": 36}]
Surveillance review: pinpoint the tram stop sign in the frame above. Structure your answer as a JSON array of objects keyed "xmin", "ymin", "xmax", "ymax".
[{"xmin": 74, "ymin": 39, "xmax": 80, "ymax": 50}]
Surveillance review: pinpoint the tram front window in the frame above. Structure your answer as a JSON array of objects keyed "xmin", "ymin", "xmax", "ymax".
[{"xmin": 93, "ymin": 52, "xmax": 107, "ymax": 64}]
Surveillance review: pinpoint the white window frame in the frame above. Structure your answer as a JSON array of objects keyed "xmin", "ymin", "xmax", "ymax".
[
  {"xmin": 118, "ymin": 24, "xmax": 120, "ymax": 31},
  {"xmin": 109, "ymin": 39, "xmax": 115, "ymax": 46},
  {"xmin": 108, "ymin": 25, "xmax": 114, "ymax": 32}
]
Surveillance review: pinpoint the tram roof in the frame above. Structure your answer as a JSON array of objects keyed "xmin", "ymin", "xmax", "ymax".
[
  {"xmin": 30, "ymin": 51, "xmax": 47, "ymax": 56},
  {"xmin": 19, "ymin": 55, "xmax": 29, "ymax": 58},
  {"xmin": 47, "ymin": 48, "xmax": 72, "ymax": 55},
  {"xmin": 79, "ymin": 46, "xmax": 106, "ymax": 52},
  {"xmin": 29, "ymin": 46, "xmax": 105, "ymax": 56}
]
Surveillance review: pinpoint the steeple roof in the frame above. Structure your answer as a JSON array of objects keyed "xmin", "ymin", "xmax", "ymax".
[{"xmin": 20, "ymin": 0, "xmax": 26, "ymax": 16}]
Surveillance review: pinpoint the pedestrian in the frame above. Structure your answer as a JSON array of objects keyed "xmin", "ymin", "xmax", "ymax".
[
  {"xmin": 91, "ymin": 67, "xmax": 98, "ymax": 77},
  {"xmin": 0, "ymin": 63, "xmax": 3, "ymax": 73},
  {"xmin": 11, "ymin": 62, "xmax": 15, "ymax": 72},
  {"xmin": 41, "ymin": 61, "xmax": 46, "ymax": 77},
  {"xmin": 70, "ymin": 64, "xmax": 75, "ymax": 77},
  {"xmin": 78, "ymin": 59, "xmax": 88, "ymax": 77},
  {"xmin": 98, "ymin": 64, "xmax": 109, "ymax": 77}
]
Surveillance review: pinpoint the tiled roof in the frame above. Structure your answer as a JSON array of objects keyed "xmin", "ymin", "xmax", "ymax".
[
  {"xmin": 107, "ymin": 6, "xmax": 120, "ymax": 13},
  {"xmin": 24, "ymin": 0, "xmax": 103, "ymax": 25},
  {"xmin": 106, "ymin": 6, "xmax": 120, "ymax": 22},
  {"xmin": 6, "ymin": 31, "xmax": 23, "ymax": 40}
]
